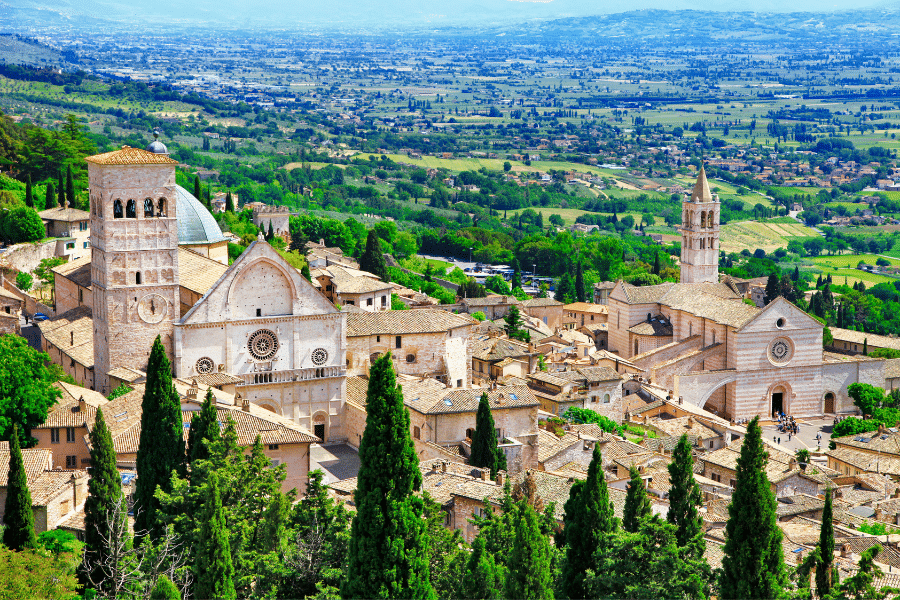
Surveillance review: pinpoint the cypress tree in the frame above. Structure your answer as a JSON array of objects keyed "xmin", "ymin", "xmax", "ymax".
[
  {"xmin": 816, "ymin": 488, "xmax": 836, "ymax": 598},
  {"xmin": 561, "ymin": 444, "xmax": 617, "ymax": 600},
  {"xmin": 66, "ymin": 165, "xmax": 75, "ymax": 208},
  {"xmin": 150, "ymin": 575, "xmax": 181, "ymax": 600},
  {"xmin": 719, "ymin": 416, "xmax": 788, "ymax": 600},
  {"xmin": 193, "ymin": 176, "xmax": 201, "ymax": 204},
  {"xmin": 2, "ymin": 424, "xmax": 36, "ymax": 550},
  {"xmin": 653, "ymin": 252, "xmax": 661, "ymax": 276},
  {"xmin": 45, "ymin": 182, "xmax": 55, "ymax": 209},
  {"xmin": 24, "ymin": 176, "xmax": 33, "ymax": 209},
  {"xmin": 470, "ymin": 393, "xmax": 506, "ymax": 478},
  {"xmin": 462, "ymin": 536, "xmax": 503, "ymax": 600},
  {"xmin": 187, "ymin": 388, "xmax": 220, "ymax": 465},
  {"xmin": 575, "ymin": 261, "xmax": 586, "ymax": 302},
  {"xmin": 83, "ymin": 408, "xmax": 128, "ymax": 591},
  {"xmin": 504, "ymin": 501, "xmax": 553, "ymax": 600},
  {"xmin": 765, "ymin": 273, "xmax": 779, "ymax": 304},
  {"xmin": 267, "ymin": 221, "xmax": 275, "ymax": 242},
  {"xmin": 134, "ymin": 336, "xmax": 185, "ymax": 540},
  {"xmin": 57, "ymin": 171, "xmax": 65, "ymax": 208},
  {"xmin": 622, "ymin": 465, "xmax": 652, "ymax": 533},
  {"xmin": 359, "ymin": 230, "xmax": 389, "ymax": 283},
  {"xmin": 225, "ymin": 191, "xmax": 235, "ymax": 213},
  {"xmin": 341, "ymin": 353, "xmax": 434, "ymax": 599},
  {"xmin": 511, "ymin": 257, "xmax": 522, "ymax": 291},
  {"xmin": 194, "ymin": 472, "xmax": 236, "ymax": 600},
  {"xmin": 301, "ymin": 264, "xmax": 311, "ymax": 281},
  {"xmin": 667, "ymin": 434, "xmax": 704, "ymax": 555}
]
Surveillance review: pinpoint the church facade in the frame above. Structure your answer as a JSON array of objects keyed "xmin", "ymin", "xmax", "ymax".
[{"xmin": 606, "ymin": 167, "xmax": 885, "ymax": 420}]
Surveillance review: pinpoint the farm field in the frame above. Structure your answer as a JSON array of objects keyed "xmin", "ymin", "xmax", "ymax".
[
  {"xmin": 810, "ymin": 254, "xmax": 900, "ymax": 268},
  {"xmin": 826, "ymin": 268, "xmax": 896, "ymax": 287},
  {"xmin": 719, "ymin": 221, "xmax": 818, "ymax": 253}
]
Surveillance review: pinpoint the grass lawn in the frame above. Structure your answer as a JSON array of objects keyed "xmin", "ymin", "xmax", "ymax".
[{"xmin": 811, "ymin": 254, "xmax": 900, "ymax": 268}]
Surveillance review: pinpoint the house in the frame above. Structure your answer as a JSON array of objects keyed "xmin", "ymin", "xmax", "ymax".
[
  {"xmin": 32, "ymin": 382, "xmax": 109, "ymax": 470},
  {"xmin": 827, "ymin": 327, "xmax": 900, "ymax": 356},
  {"xmin": 471, "ymin": 336, "xmax": 538, "ymax": 381},
  {"xmin": 563, "ymin": 302, "xmax": 608, "ymax": 329},
  {"xmin": 522, "ymin": 297, "xmax": 564, "ymax": 330},
  {"xmin": 38, "ymin": 206, "xmax": 91, "ymax": 261},
  {"xmin": 346, "ymin": 309, "xmax": 474, "ymax": 387},
  {"xmin": 460, "ymin": 295, "xmax": 522, "ymax": 320},
  {"xmin": 0, "ymin": 283, "xmax": 22, "ymax": 335},
  {"xmin": 313, "ymin": 264, "xmax": 392, "ymax": 312},
  {"xmin": 828, "ymin": 426, "xmax": 900, "ymax": 477},
  {"xmin": 593, "ymin": 282, "xmax": 616, "ymax": 305},
  {"xmin": 527, "ymin": 371, "xmax": 585, "ymax": 416}
]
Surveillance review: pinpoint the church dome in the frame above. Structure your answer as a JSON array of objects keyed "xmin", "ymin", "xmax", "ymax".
[
  {"xmin": 146, "ymin": 139, "xmax": 168, "ymax": 154},
  {"xmin": 175, "ymin": 185, "xmax": 227, "ymax": 245}
]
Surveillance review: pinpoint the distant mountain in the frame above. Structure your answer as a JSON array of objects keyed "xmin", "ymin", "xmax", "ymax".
[{"xmin": 0, "ymin": 0, "xmax": 892, "ymax": 31}]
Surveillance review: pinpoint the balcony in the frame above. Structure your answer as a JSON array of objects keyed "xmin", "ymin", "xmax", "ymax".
[{"xmin": 237, "ymin": 365, "xmax": 346, "ymax": 386}]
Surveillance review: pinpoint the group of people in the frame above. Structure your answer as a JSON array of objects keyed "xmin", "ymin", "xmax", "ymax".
[
  {"xmin": 777, "ymin": 413, "xmax": 799, "ymax": 435},
  {"xmin": 833, "ymin": 415, "xmax": 849, "ymax": 425}
]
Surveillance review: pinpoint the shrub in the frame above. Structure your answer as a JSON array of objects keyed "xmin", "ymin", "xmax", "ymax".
[{"xmin": 15, "ymin": 272, "xmax": 32, "ymax": 292}]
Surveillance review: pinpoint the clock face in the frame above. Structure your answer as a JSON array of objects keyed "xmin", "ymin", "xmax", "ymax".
[
  {"xmin": 770, "ymin": 338, "xmax": 792, "ymax": 363},
  {"xmin": 137, "ymin": 294, "xmax": 168, "ymax": 324}
]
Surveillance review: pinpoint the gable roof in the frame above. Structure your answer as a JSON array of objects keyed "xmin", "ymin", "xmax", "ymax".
[
  {"xmin": 612, "ymin": 280, "xmax": 757, "ymax": 328},
  {"xmin": 471, "ymin": 336, "xmax": 532, "ymax": 362},
  {"xmin": 347, "ymin": 309, "xmax": 472, "ymax": 337},
  {"xmin": 735, "ymin": 295, "xmax": 823, "ymax": 334},
  {"xmin": 38, "ymin": 206, "xmax": 91, "ymax": 222}
]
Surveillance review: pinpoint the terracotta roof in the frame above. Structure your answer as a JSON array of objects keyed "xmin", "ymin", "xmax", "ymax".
[
  {"xmin": 0, "ymin": 448, "xmax": 51, "ymax": 482},
  {"xmin": 564, "ymin": 302, "xmax": 608, "ymax": 314},
  {"xmin": 51, "ymin": 256, "xmax": 92, "ymax": 289},
  {"xmin": 830, "ymin": 327, "xmax": 900, "ymax": 351},
  {"xmin": 612, "ymin": 281, "xmax": 755, "ymax": 328},
  {"xmin": 30, "ymin": 469, "xmax": 88, "ymax": 505},
  {"xmin": 831, "ymin": 429, "xmax": 900, "ymax": 457},
  {"xmin": 523, "ymin": 298, "xmax": 563, "ymax": 308},
  {"xmin": 37, "ymin": 306, "xmax": 94, "ymax": 368},
  {"xmin": 85, "ymin": 146, "xmax": 178, "ymax": 166},
  {"xmin": 415, "ymin": 385, "xmax": 539, "ymax": 416},
  {"xmin": 38, "ymin": 206, "xmax": 90, "ymax": 222},
  {"xmin": 462, "ymin": 295, "xmax": 522, "ymax": 307},
  {"xmin": 347, "ymin": 309, "xmax": 473, "ymax": 337},
  {"xmin": 471, "ymin": 336, "xmax": 532, "ymax": 362},
  {"xmin": 34, "ymin": 383, "xmax": 107, "ymax": 429},
  {"xmin": 648, "ymin": 415, "xmax": 720, "ymax": 440},
  {"xmin": 628, "ymin": 320, "xmax": 674, "ymax": 336},
  {"xmin": 828, "ymin": 446, "xmax": 900, "ymax": 477},
  {"xmin": 178, "ymin": 248, "xmax": 229, "ymax": 295}
]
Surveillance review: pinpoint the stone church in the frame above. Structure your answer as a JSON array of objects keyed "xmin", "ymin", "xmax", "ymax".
[
  {"xmin": 606, "ymin": 167, "xmax": 885, "ymax": 420},
  {"xmin": 85, "ymin": 142, "xmax": 346, "ymax": 441}
]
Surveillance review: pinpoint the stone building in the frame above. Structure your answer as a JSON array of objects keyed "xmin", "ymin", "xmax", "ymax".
[
  {"xmin": 346, "ymin": 309, "xmax": 474, "ymax": 388},
  {"xmin": 252, "ymin": 205, "xmax": 291, "ymax": 241},
  {"xmin": 522, "ymin": 297, "xmax": 564, "ymax": 330},
  {"xmin": 679, "ymin": 166, "xmax": 720, "ymax": 284},
  {"xmin": 563, "ymin": 302, "xmax": 608, "ymax": 329},
  {"xmin": 32, "ymin": 382, "xmax": 109, "ymax": 471},
  {"xmin": 471, "ymin": 336, "xmax": 537, "ymax": 382},
  {"xmin": 38, "ymin": 206, "xmax": 91, "ymax": 261},
  {"xmin": 313, "ymin": 264, "xmax": 392, "ymax": 311}
]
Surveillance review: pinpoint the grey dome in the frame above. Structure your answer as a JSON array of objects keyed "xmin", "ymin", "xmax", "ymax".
[
  {"xmin": 175, "ymin": 185, "xmax": 227, "ymax": 245},
  {"xmin": 146, "ymin": 139, "xmax": 168, "ymax": 154}
]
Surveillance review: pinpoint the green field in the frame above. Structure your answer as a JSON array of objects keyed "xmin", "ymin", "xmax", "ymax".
[
  {"xmin": 720, "ymin": 221, "xmax": 818, "ymax": 253},
  {"xmin": 828, "ymin": 269, "xmax": 896, "ymax": 287},
  {"xmin": 811, "ymin": 254, "xmax": 900, "ymax": 268}
]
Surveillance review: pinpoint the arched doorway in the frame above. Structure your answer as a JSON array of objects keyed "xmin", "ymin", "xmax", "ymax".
[
  {"xmin": 771, "ymin": 385, "xmax": 787, "ymax": 417},
  {"xmin": 824, "ymin": 392, "xmax": 836, "ymax": 414},
  {"xmin": 313, "ymin": 412, "xmax": 327, "ymax": 442}
]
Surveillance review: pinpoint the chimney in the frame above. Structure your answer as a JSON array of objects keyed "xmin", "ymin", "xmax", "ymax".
[
  {"xmin": 789, "ymin": 458, "xmax": 797, "ymax": 470},
  {"xmin": 841, "ymin": 544, "xmax": 850, "ymax": 558},
  {"xmin": 879, "ymin": 424, "xmax": 887, "ymax": 435},
  {"xmin": 237, "ymin": 392, "xmax": 250, "ymax": 412},
  {"xmin": 71, "ymin": 472, "xmax": 77, "ymax": 510},
  {"xmin": 442, "ymin": 461, "xmax": 448, "ymax": 473},
  {"xmin": 187, "ymin": 379, "xmax": 198, "ymax": 400},
  {"xmin": 77, "ymin": 395, "xmax": 86, "ymax": 414},
  {"xmin": 687, "ymin": 417, "xmax": 694, "ymax": 427},
  {"xmin": 496, "ymin": 471, "xmax": 504, "ymax": 486},
  {"xmin": 481, "ymin": 469, "xmax": 490, "ymax": 482}
]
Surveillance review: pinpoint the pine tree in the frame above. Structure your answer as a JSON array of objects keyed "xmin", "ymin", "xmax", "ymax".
[
  {"xmin": 82, "ymin": 408, "xmax": 128, "ymax": 591},
  {"xmin": 622, "ymin": 465, "xmax": 652, "ymax": 533},
  {"xmin": 301, "ymin": 264, "xmax": 311, "ymax": 281},
  {"xmin": 66, "ymin": 165, "xmax": 75, "ymax": 208},
  {"xmin": 462, "ymin": 536, "xmax": 504, "ymax": 600},
  {"xmin": 149, "ymin": 575, "xmax": 181, "ymax": 600},
  {"xmin": 719, "ymin": 416, "xmax": 788, "ymax": 600},
  {"xmin": 470, "ymin": 393, "xmax": 504, "ymax": 478},
  {"xmin": 575, "ymin": 261, "xmax": 586, "ymax": 302},
  {"xmin": 816, "ymin": 487, "xmax": 836, "ymax": 598},
  {"xmin": 504, "ymin": 501, "xmax": 553, "ymax": 600},
  {"xmin": 2, "ymin": 425, "xmax": 36, "ymax": 550},
  {"xmin": 667, "ymin": 434, "xmax": 704, "ymax": 556},
  {"xmin": 134, "ymin": 336, "xmax": 185, "ymax": 540},
  {"xmin": 504, "ymin": 305, "xmax": 525, "ymax": 340},
  {"xmin": 341, "ymin": 353, "xmax": 434, "ymax": 599},
  {"xmin": 24, "ymin": 176, "xmax": 33, "ymax": 209},
  {"xmin": 359, "ymin": 230, "xmax": 389, "ymax": 283},
  {"xmin": 45, "ymin": 182, "xmax": 55, "ymax": 209},
  {"xmin": 556, "ymin": 272, "xmax": 576, "ymax": 304},
  {"xmin": 290, "ymin": 227, "xmax": 308, "ymax": 254},
  {"xmin": 561, "ymin": 444, "xmax": 617, "ymax": 600},
  {"xmin": 57, "ymin": 171, "xmax": 65, "ymax": 208},
  {"xmin": 187, "ymin": 388, "xmax": 220, "ymax": 465},
  {"xmin": 194, "ymin": 472, "xmax": 236, "ymax": 600},
  {"xmin": 225, "ymin": 191, "xmax": 235, "ymax": 213}
]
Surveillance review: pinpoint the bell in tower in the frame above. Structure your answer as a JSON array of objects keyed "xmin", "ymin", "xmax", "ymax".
[{"xmin": 679, "ymin": 166, "xmax": 720, "ymax": 284}]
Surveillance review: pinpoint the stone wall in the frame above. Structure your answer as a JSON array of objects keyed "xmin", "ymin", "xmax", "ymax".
[
  {"xmin": 343, "ymin": 400, "xmax": 367, "ymax": 448},
  {"xmin": 632, "ymin": 336, "xmax": 702, "ymax": 374},
  {"xmin": 0, "ymin": 240, "xmax": 59, "ymax": 274},
  {"xmin": 582, "ymin": 379, "xmax": 624, "ymax": 422}
]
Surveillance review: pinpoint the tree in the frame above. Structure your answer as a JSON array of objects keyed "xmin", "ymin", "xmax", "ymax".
[
  {"xmin": 83, "ymin": 408, "xmax": 128, "ymax": 595},
  {"xmin": 65, "ymin": 164, "xmax": 75, "ymax": 208},
  {"xmin": 194, "ymin": 472, "xmax": 236, "ymax": 600},
  {"xmin": 470, "ymin": 393, "xmax": 506, "ymax": 478},
  {"xmin": 719, "ymin": 416, "xmax": 788, "ymax": 600},
  {"xmin": 4, "ymin": 207, "xmax": 45, "ymax": 243},
  {"xmin": 816, "ymin": 488, "xmax": 836, "ymax": 599},
  {"xmin": 765, "ymin": 273, "xmax": 780, "ymax": 304},
  {"xmin": 503, "ymin": 161, "xmax": 512, "ymax": 172},
  {"xmin": 24, "ymin": 175, "xmax": 33, "ymax": 208},
  {"xmin": 14, "ymin": 272, "xmax": 32, "ymax": 292},
  {"xmin": 575, "ymin": 260, "xmax": 586, "ymax": 302},
  {"xmin": 462, "ymin": 536, "xmax": 504, "ymax": 600},
  {"xmin": 193, "ymin": 176, "xmax": 201, "ymax": 204},
  {"xmin": 561, "ymin": 444, "xmax": 617, "ymax": 599},
  {"xmin": 653, "ymin": 252, "xmax": 661, "ymax": 276},
  {"xmin": 187, "ymin": 388, "xmax": 220, "ymax": 465},
  {"xmin": 134, "ymin": 336, "xmax": 185, "ymax": 541},
  {"xmin": 149, "ymin": 575, "xmax": 181, "ymax": 600},
  {"xmin": 45, "ymin": 181, "xmax": 55, "ymax": 209},
  {"xmin": 0, "ymin": 545, "xmax": 79, "ymax": 600},
  {"xmin": 225, "ymin": 191, "xmax": 235, "ymax": 213},
  {"xmin": 504, "ymin": 305, "xmax": 528, "ymax": 342},
  {"xmin": 556, "ymin": 272, "xmax": 576, "ymax": 304},
  {"xmin": 667, "ymin": 434, "xmax": 704, "ymax": 556},
  {"xmin": 0, "ymin": 335, "xmax": 61, "ymax": 446},
  {"xmin": 359, "ymin": 230, "xmax": 389, "ymax": 283},
  {"xmin": 864, "ymin": 337, "xmax": 868, "ymax": 355},
  {"xmin": 831, "ymin": 545, "xmax": 890, "ymax": 600},
  {"xmin": 267, "ymin": 221, "xmax": 275, "ymax": 242},
  {"xmin": 623, "ymin": 465, "xmax": 652, "ymax": 533},
  {"xmin": 504, "ymin": 501, "xmax": 553, "ymax": 600},
  {"xmin": 290, "ymin": 227, "xmax": 308, "ymax": 254},
  {"xmin": 341, "ymin": 352, "xmax": 434, "ymax": 599},
  {"xmin": 3, "ymin": 424, "xmax": 36, "ymax": 550},
  {"xmin": 511, "ymin": 257, "xmax": 522, "ymax": 291},
  {"xmin": 57, "ymin": 171, "xmax": 65, "ymax": 208}
]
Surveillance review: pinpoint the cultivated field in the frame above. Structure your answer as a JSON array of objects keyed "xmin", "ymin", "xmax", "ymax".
[
  {"xmin": 720, "ymin": 221, "xmax": 818, "ymax": 253},
  {"xmin": 811, "ymin": 254, "xmax": 900, "ymax": 268}
]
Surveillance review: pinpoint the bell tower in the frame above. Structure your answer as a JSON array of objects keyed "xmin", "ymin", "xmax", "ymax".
[
  {"xmin": 87, "ymin": 143, "xmax": 180, "ymax": 394},
  {"xmin": 680, "ymin": 166, "xmax": 720, "ymax": 284}
]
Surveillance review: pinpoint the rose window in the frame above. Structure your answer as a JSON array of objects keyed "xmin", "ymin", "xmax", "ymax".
[
  {"xmin": 311, "ymin": 348, "xmax": 328, "ymax": 366},
  {"xmin": 248, "ymin": 329, "xmax": 279, "ymax": 361},
  {"xmin": 195, "ymin": 357, "xmax": 215, "ymax": 374}
]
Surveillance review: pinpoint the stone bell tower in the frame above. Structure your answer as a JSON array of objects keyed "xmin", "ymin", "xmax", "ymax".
[
  {"xmin": 680, "ymin": 166, "xmax": 720, "ymax": 284},
  {"xmin": 87, "ymin": 142, "xmax": 180, "ymax": 394}
]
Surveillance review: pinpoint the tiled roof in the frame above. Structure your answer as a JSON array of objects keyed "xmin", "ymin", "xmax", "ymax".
[
  {"xmin": 537, "ymin": 429, "xmax": 582, "ymax": 464},
  {"xmin": 885, "ymin": 358, "xmax": 900, "ymax": 379},
  {"xmin": 471, "ymin": 336, "xmax": 531, "ymax": 361},
  {"xmin": 575, "ymin": 366, "xmax": 623, "ymax": 383},
  {"xmin": 347, "ymin": 309, "xmax": 472, "ymax": 336},
  {"xmin": 648, "ymin": 415, "xmax": 720, "ymax": 440},
  {"xmin": 34, "ymin": 383, "xmax": 107, "ymax": 429},
  {"xmin": 832, "ymin": 429, "xmax": 900, "ymax": 457},
  {"xmin": 462, "ymin": 295, "xmax": 522, "ymax": 307},
  {"xmin": 564, "ymin": 302, "xmax": 607, "ymax": 314},
  {"xmin": 30, "ymin": 469, "xmax": 88, "ymax": 505},
  {"xmin": 523, "ymin": 298, "xmax": 563, "ymax": 308},
  {"xmin": 0, "ymin": 449, "xmax": 51, "ymax": 482},
  {"xmin": 37, "ymin": 306, "xmax": 94, "ymax": 368},
  {"xmin": 701, "ymin": 438, "xmax": 796, "ymax": 481},
  {"xmin": 830, "ymin": 327, "xmax": 900, "ymax": 350},
  {"xmin": 613, "ymin": 281, "xmax": 755, "ymax": 328},
  {"xmin": 417, "ymin": 385, "xmax": 539, "ymax": 416},
  {"xmin": 316, "ymin": 264, "xmax": 391, "ymax": 294},
  {"xmin": 175, "ymin": 372, "xmax": 242, "ymax": 387},
  {"xmin": 178, "ymin": 248, "xmax": 229, "ymax": 295},
  {"xmin": 52, "ymin": 255, "xmax": 92, "ymax": 289},
  {"xmin": 86, "ymin": 146, "xmax": 177, "ymax": 165},
  {"xmin": 828, "ymin": 447, "xmax": 900, "ymax": 477},
  {"xmin": 628, "ymin": 320, "xmax": 673, "ymax": 336},
  {"xmin": 38, "ymin": 206, "xmax": 90, "ymax": 222}
]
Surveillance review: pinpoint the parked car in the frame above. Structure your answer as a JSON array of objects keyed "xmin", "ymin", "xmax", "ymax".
[{"xmin": 32, "ymin": 312, "xmax": 49, "ymax": 322}]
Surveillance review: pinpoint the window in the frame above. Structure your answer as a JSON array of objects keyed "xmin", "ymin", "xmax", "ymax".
[
  {"xmin": 413, "ymin": 426, "xmax": 421, "ymax": 440},
  {"xmin": 473, "ymin": 507, "xmax": 485, "ymax": 518},
  {"xmin": 730, "ymin": 479, "xmax": 736, "ymax": 488},
  {"xmin": 406, "ymin": 354, "xmax": 416, "ymax": 363},
  {"xmin": 457, "ymin": 379, "xmax": 463, "ymax": 388},
  {"xmin": 268, "ymin": 444, "xmax": 279, "ymax": 450},
  {"xmin": 135, "ymin": 272, "xmax": 141, "ymax": 285},
  {"xmin": 66, "ymin": 242, "xmax": 74, "ymax": 250},
  {"xmin": 603, "ymin": 393, "xmax": 611, "ymax": 404},
  {"xmin": 157, "ymin": 198, "xmax": 166, "ymax": 216},
  {"xmin": 396, "ymin": 336, "xmax": 402, "ymax": 348},
  {"xmin": 367, "ymin": 298, "xmax": 373, "ymax": 306},
  {"xmin": 126, "ymin": 199, "xmax": 136, "ymax": 219},
  {"xmin": 113, "ymin": 199, "xmax": 123, "ymax": 218},
  {"xmin": 256, "ymin": 308, "xmax": 262, "ymax": 317},
  {"xmin": 381, "ymin": 295, "xmax": 387, "ymax": 307},
  {"xmin": 346, "ymin": 300, "xmax": 354, "ymax": 305},
  {"xmin": 66, "ymin": 427, "xmax": 75, "ymax": 442},
  {"xmin": 591, "ymin": 395, "xmax": 598, "ymax": 403},
  {"xmin": 51, "ymin": 428, "xmax": 60, "ymax": 443},
  {"xmin": 83, "ymin": 242, "xmax": 88, "ymax": 249},
  {"xmin": 79, "ymin": 221, "xmax": 87, "ymax": 231},
  {"xmin": 376, "ymin": 336, "xmax": 380, "ymax": 343},
  {"xmin": 143, "ymin": 198, "xmax": 154, "ymax": 217},
  {"xmin": 78, "ymin": 289, "xmax": 83, "ymax": 303},
  {"xmin": 65, "ymin": 455, "xmax": 77, "ymax": 469}
]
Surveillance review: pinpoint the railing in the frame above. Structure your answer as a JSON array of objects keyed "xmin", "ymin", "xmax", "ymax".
[{"xmin": 237, "ymin": 365, "xmax": 347, "ymax": 386}]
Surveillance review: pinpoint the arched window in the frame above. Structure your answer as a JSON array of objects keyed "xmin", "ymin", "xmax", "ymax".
[
  {"xmin": 700, "ymin": 211, "xmax": 707, "ymax": 228},
  {"xmin": 603, "ymin": 393, "xmax": 611, "ymax": 404},
  {"xmin": 157, "ymin": 198, "xmax": 166, "ymax": 217},
  {"xmin": 634, "ymin": 340, "xmax": 639, "ymax": 355},
  {"xmin": 143, "ymin": 198, "xmax": 154, "ymax": 217},
  {"xmin": 113, "ymin": 200, "xmax": 123, "ymax": 219},
  {"xmin": 465, "ymin": 428, "xmax": 474, "ymax": 440},
  {"xmin": 413, "ymin": 426, "xmax": 421, "ymax": 440},
  {"xmin": 126, "ymin": 199, "xmax": 136, "ymax": 218},
  {"xmin": 135, "ymin": 272, "xmax": 142, "ymax": 284}
]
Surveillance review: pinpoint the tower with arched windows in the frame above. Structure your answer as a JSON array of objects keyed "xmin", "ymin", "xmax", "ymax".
[
  {"xmin": 680, "ymin": 166, "xmax": 720, "ymax": 284},
  {"xmin": 87, "ymin": 145, "xmax": 180, "ymax": 394}
]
